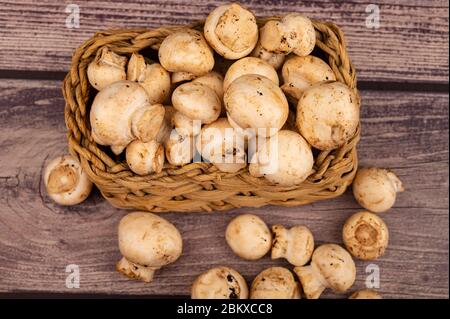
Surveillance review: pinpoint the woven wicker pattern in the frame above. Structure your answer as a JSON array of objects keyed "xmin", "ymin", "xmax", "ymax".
[{"xmin": 63, "ymin": 18, "xmax": 360, "ymax": 213}]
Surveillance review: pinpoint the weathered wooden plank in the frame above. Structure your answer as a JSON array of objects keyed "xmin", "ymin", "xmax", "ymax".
[
  {"xmin": 0, "ymin": 79, "xmax": 448, "ymax": 298},
  {"xmin": 0, "ymin": 0, "xmax": 448, "ymax": 83}
]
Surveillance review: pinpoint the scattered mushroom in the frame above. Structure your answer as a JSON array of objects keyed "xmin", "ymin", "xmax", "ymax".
[
  {"xmin": 225, "ymin": 214, "xmax": 272, "ymax": 260},
  {"xmin": 223, "ymin": 57, "xmax": 279, "ymax": 91},
  {"xmin": 165, "ymin": 131, "xmax": 195, "ymax": 166},
  {"xmin": 281, "ymin": 55, "xmax": 336, "ymax": 102},
  {"xmin": 126, "ymin": 140, "xmax": 165, "ymax": 175},
  {"xmin": 127, "ymin": 53, "xmax": 171, "ymax": 104},
  {"xmin": 90, "ymin": 81, "xmax": 165, "ymax": 154},
  {"xmin": 249, "ymin": 130, "xmax": 314, "ymax": 186},
  {"xmin": 251, "ymin": 37, "xmax": 285, "ymax": 70},
  {"xmin": 196, "ymin": 118, "xmax": 247, "ymax": 173},
  {"xmin": 343, "ymin": 211, "xmax": 389, "ymax": 260},
  {"xmin": 87, "ymin": 47, "xmax": 127, "ymax": 90},
  {"xmin": 250, "ymin": 267, "xmax": 301, "ymax": 299},
  {"xmin": 172, "ymin": 82, "xmax": 221, "ymax": 124},
  {"xmin": 353, "ymin": 168, "xmax": 404, "ymax": 213},
  {"xmin": 204, "ymin": 3, "xmax": 258, "ymax": 59},
  {"xmin": 116, "ymin": 212, "xmax": 182, "ymax": 283},
  {"xmin": 44, "ymin": 155, "xmax": 93, "ymax": 205},
  {"xmin": 294, "ymin": 244, "xmax": 356, "ymax": 299},
  {"xmin": 158, "ymin": 29, "xmax": 214, "ymax": 78},
  {"xmin": 271, "ymin": 225, "xmax": 314, "ymax": 266},
  {"xmin": 224, "ymin": 74, "xmax": 289, "ymax": 137},
  {"xmin": 296, "ymin": 81, "xmax": 360, "ymax": 151},
  {"xmin": 259, "ymin": 14, "xmax": 315, "ymax": 56},
  {"xmin": 191, "ymin": 266, "xmax": 249, "ymax": 299},
  {"xmin": 348, "ymin": 289, "xmax": 382, "ymax": 299}
]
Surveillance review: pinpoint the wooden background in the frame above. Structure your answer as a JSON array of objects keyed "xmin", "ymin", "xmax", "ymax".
[{"xmin": 0, "ymin": 0, "xmax": 448, "ymax": 299}]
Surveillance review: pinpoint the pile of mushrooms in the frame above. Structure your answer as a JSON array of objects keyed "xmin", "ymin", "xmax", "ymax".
[{"xmin": 42, "ymin": 2, "xmax": 406, "ymax": 299}]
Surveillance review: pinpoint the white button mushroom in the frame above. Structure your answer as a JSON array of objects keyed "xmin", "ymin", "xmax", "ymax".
[
  {"xmin": 172, "ymin": 111, "xmax": 201, "ymax": 137},
  {"xmin": 352, "ymin": 168, "xmax": 404, "ymax": 213},
  {"xmin": 87, "ymin": 47, "xmax": 127, "ymax": 90},
  {"xmin": 223, "ymin": 57, "xmax": 279, "ymax": 92},
  {"xmin": 250, "ymin": 267, "xmax": 301, "ymax": 299},
  {"xmin": 343, "ymin": 211, "xmax": 389, "ymax": 260},
  {"xmin": 127, "ymin": 53, "xmax": 171, "ymax": 105},
  {"xmin": 165, "ymin": 131, "xmax": 195, "ymax": 166},
  {"xmin": 192, "ymin": 71, "xmax": 225, "ymax": 101},
  {"xmin": 204, "ymin": 3, "xmax": 258, "ymax": 59},
  {"xmin": 250, "ymin": 37, "xmax": 286, "ymax": 70},
  {"xmin": 196, "ymin": 118, "xmax": 247, "ymax": 173},
  {"xmin": 296, "ymin": 81, "xmax": 360, "ymax": 151},
  {"xmin": 125, "ymin": 140, "xmax": 165, "ymax": 176},
  {"xmin": 116, "ymin": 212, "xmax": 182, "ymax": 283},
  {"xmin": 260, "ymin": 14, "xmax": 316, "ymax": 56},
  {"xmin": 172, "ymin": 82, "xmax": 221, "ymax": 124},
  {"xmin": 294, "ymin": 244, "xmax": 356, "ymax": 299},
  {"xmin": 271, "ymin": 225, "xmax": 314, "ymax": 266},
  {"xmin": 348, "ymin": 289, "xmax": 382, "ymax": 299},
  {"xmin": 44, "ymin": 155, "xmax": 93, "ymax": 206},
  {"xmin": 171, "ymin": 71, "xmax": 197, "ymax": 84},
  {"xmin": 225, "ymin": 214, "xmax": 272, "ymax": 260},
  {"xmin": 90, "ymin": 81, "xmax": 165, "ymax": 154},
  {"xmin": 158, "ymin": 29, "xmax": 214, "ymax": 77},
  {"xmin": 224, "ymin": 74, "xmax": 289, "ymax": 138},
  {"xmin": 281, "ymin": 55, "xmax": 336, "ymax": 102},
  {"xmin": 191, "ymin": 266, "xmax": 249, "ymax": 299},
  {"xmin": 249, "ymin": 130, "xmax": 314, "ymax": 186}
]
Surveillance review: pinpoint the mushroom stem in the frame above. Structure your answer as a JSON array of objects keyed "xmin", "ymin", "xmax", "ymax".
[
  {"xmin": 116, "ymin": 257, "xmax": 156, "ymax": 283},
  {"xmin": 294, "ymin": 264, "xmax": 328, "ymax": 299},
  {"xmin": 130, "ymin": 104, "xmax": 165, "ymax": 142}
]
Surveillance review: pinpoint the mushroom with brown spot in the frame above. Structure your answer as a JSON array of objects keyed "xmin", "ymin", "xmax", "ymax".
[
  {"xmin": 165, "ymin": 131, "xmax": 195, "ymax": 166},
  {"xmin": 343, "ymin": 211, "xmax": 389, "ymax": 260},
  {"xmin": 44, "ymin": 155, "xmax": 93, "ymax": 205},
  {"xmin": 352, "ymin": 168, "xmax": 404, "ymax": 213},
  {"xmin": 87, "ymin": 47, "xmax": 127, "ymax": 90},
  {"xmin": 204, "ymin": 3, "xmax": 258, "ymax": 59},
  {"xmin": 294, "ymin": 243, "xmax": 356, "ymax": 299},
  {"xmin": 250, "ymin": 267, "xmax": 301, "ymax": 299},
  {"xmin": 271, "ymin": 225, "xmax": 314, "ymax": 266},
  {"xmin": 116, "ymin": 212, "xmax": 182, "ymax": 283},
  {"xmin": 225, "ymin": 214, "xmax": 272, "ymax": 260},
  {"xmin": 126, "ymin": 140, "xmax": 165, "ymax": 175},
  {"xmin": 191, "ymin": 266, "xmax": 249, "ymax": 299},
  {"xmin": 251, "ymin": 37, "xmax": 285, "ymax": 70}
]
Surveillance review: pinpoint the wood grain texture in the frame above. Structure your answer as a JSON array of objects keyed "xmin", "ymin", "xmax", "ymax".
[
  {"xmin": 0, "ymin": 79, "xmax": 448, "ymax": 298},
  {"xmin": 0, "ymin": 0, "xmax": 448, "ymax": 83}
]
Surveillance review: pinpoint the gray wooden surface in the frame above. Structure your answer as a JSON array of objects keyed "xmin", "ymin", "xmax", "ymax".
[{"xmin": 0, "ymin": 0, "xmax": 448, "ymax": 298}]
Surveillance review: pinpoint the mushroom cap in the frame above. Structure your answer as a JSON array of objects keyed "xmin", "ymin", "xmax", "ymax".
[
  {"xmin": 259, "ymin": 14, "xmax": 315, "ymax": 56},
  {"xmin": 87, "ymin": 47, "xmax": 127, "ymax": 90},
  {"xmin": 127, "ymin": 54, "xmax": 171, "ymax": 105},
  {"xmin": 343, "ymin": 211, "xmax": 389, "ymax": 260},
  {"xmin": 250, "ymin": 267, "xmax": 301, "ymax": 299},
  {"xmin": 353, "ymin": 168, "xmax": 404, "ymax": 213},
  {"xmin": 171, "ymin": 71, "xmax": 197, "ymax": 84},
  {"xmin": 44, "ymin": 155, "xmax": 93, "ymax": 205},
  {"xmin": 191, "ymin": 266, "xmax": 249, "ymax": 299},
  {"xmin": 271, "ymin": 225, "xmax": 314, "ymax": 266},
  {"xmin": 126, "ymin": 140, "xmax": 165, "ymax": 175},
  {"xmin": 158, "ymin": 29, "xmax": 214, "ymax": 76},
  {"xmin": 224, "ymin": 74, "xmax": 289, "ymax": 137},
  {"xmin": 192, "ymin": 71, "xmax": 225, "ymax": 100},
  {"xmin": 204, "ymin": 3, "xmax": 258, "ymax": 59},
  {"xmin": 225, "ymin": 214, "xmax": 272, "ymax": 260},
  {"xmin": 250, "ymin": 37, "xmax": 286, "ymax": 70},
  {"xmin": 296, "ymin": 81, "xmax": 360, "ymax": 150},
  {"xmin": 90, "ymin": 81, "xmax": 162, "ymax": 153},
  {"xmin": 155, "ymin": 105, "xmax": 176, "ymax": 143},
  {"xmin": 349, "ymin": 289, "xmax": 382, "ymax": 299},
  {"xmin": 172, "ymin": 82, "xmax": 221, "ymax": 124},
  {"xmin": 165, "ymin": 131, "xmax": 195, "ymax": 166},
  {"xmin": 249, "ymin": 130, "xmax": 314, "ymax": 186},
  {"xmin": 173, "ymin": 111, "xmax": 202, "ymax": 137},
  {"xmin": 196, "ymin": 118, "xmax": 247, "ymax": 173},
  {"xmin": 118, "ymin": 212, "xmax": 182, "ymax": 268},
  {"xmin": 223, "ymin": 57, "xmax": 279, "ymax": 91},
  {"xmin": 281, "ymin": 55, "xmax": 336, "ymax": 101},
  {"xmin": 310, "ymin": 244, "xmax": 356, "ymax": 293}
]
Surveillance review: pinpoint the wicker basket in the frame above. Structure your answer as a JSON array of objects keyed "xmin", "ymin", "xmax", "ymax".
[{"xmin": 63, "ymin": 18, "xmax": 360, "ymax": 213}]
